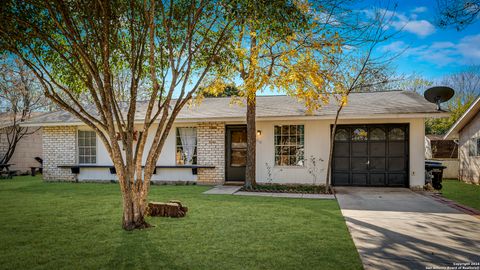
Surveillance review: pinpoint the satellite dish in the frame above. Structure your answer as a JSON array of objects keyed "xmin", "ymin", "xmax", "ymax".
[{"xmin": 424, "ymin": 86, "xmax": 455, "ymax": 111}]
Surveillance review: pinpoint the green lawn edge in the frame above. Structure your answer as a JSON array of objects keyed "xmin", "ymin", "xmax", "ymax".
[{"xmin": 442, "ymin": 179, "xmax": 480, "ymax": 211}]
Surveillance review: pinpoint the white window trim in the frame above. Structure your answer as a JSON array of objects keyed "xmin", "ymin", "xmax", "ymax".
[
  {"xmin": 175, "ymin": 127, "xmax": 198, "ymax": 165},
  {"xmin": 273, "ymin": 124, "xmax": 305, "ymax": 167},
  {"xmin": 77, "ymin": 130, "xmax": 97, "ymax": 165}
]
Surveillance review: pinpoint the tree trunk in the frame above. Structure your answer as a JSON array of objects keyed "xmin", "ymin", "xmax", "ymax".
[
  {"xmin": 245, "ymin": 94, "xmax": 256, "ymax": 189},
  {"xmin": 121, "ymin": 192, "xmax": 150, "ymax": 231},
  {"xmin": 0, "ymin": 127, "xmax": 21, "ymax": 165}
]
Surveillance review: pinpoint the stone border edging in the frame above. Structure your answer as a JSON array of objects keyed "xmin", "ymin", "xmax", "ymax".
[{"xmin": 424, "ymin": 193, "xmax": 480, "ymax": 219}]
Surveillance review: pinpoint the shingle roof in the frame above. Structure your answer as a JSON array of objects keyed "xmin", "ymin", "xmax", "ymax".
[
  {"xmin": 0, "ymin": 112, "xmax": 46, "ymax": 129},
  {"xmin": 23, "ymin": 90, "xmax": 444, "ymax": 126}
]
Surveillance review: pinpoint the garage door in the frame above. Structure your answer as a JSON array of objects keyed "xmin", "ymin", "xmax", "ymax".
[{"xmin": 332, "ymin": 124, "xmax": 409, "ymax": 187}]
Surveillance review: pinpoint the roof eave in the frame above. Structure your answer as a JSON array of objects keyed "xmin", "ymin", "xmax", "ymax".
[
  {"xmin": 444, "ymin": 96, "xmax": 480, "ymax": 140},
  {"xmin": 20, "ymin": 111, "xmax": 448, "ymax": 127}
]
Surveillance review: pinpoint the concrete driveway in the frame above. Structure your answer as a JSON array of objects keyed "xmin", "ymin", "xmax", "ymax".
[{"xmin": 335, "ymin": 187, "xmax": 480, "ymax": 270}]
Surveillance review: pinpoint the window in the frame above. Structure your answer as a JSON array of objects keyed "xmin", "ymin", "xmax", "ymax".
[
  {"xmin": 335, "ymin": 128, "xmax": 349, "ymax": 141},
  {"xmin": 352, "ymin": 128, "xmax": 368, "ymax": 141},
  {"xmin": 469, "ymin": 138, "xmax": 480, "ymax": 157},
  {"xmin": 274, "ymin": 125, "xmax": 304, "ymax": 166},
  {"xmin": 230, "ymin": 129, "xmax": 247, "ymax": 167},
  {"xmin": 389, "ymin": 128, "xmax": 405, "ymax": 140},
  {"xmin": 176, "ymin": 127, "xmax": 197, "ymax": 165},
  {"xmin": 370, "ymin": 128, "xmax": 386, "ymax": 140},
  {"xmin": 78, "ymin": 130, "xmax": 96, "ymax": 164}
]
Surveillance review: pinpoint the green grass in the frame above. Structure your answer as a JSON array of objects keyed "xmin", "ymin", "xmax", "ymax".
[
  {"xmin": 442, "ymin": 179, "xmax": 480, "ymax": 211},
  {"xmin": 0, "ymin": 176, "xmax": 362, "ymax": 270}
]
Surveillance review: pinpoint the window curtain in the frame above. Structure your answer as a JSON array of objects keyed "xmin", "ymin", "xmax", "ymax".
[{"xmin": 179, "ymin": 127, "xmax": 196, "ymax": 165}]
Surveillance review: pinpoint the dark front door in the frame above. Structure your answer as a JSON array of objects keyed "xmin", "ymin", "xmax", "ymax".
[
  {"xmin": 225, "ymin": 125, "xmax": 247, "ymax": 182},
  {"xmin": 332, "ymin": 124, "xmax": 409, "ymax": 187}
]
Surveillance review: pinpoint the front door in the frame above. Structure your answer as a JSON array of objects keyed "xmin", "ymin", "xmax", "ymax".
[{"xmin": 225, "ymin": 125, "xmax": 247, "ymax": 182}]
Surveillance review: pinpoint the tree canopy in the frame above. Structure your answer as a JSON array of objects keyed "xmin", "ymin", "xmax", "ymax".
[{"xmin": 0, "ymin": 0, "xmax": 237, "ymax": 230}]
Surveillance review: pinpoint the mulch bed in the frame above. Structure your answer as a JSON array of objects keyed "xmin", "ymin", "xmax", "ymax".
[{"xmin": 241, "ymin": 184, "xmax": 329, "ymax": 194}]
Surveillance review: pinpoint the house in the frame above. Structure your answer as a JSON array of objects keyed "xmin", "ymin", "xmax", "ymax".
[
  {"xmin": 425, "ymin": 134, "xmax": 459, "ymax": 179},
  {"xmin": 0, "ymin": 113, "xmax": 43, "ymax": 174},
  {"xmin": 444, "ymin": 95, "xmax": 480, "ymax": 184},
  {"xmin": 22, "ymin": 90, "xmax": 446, "ymax": 188}
]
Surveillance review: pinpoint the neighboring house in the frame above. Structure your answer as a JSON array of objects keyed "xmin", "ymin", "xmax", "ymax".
[
  {"xmin": 425, "ymin": 134, "xmax": 459, "ymax": 179},
  {"xmin": 444, "ymin": 95, "xmax": 480, "ymax": 184},
  {"xmin": 0, "ymin": 113, "xmax": 43, "ymax": 174},
  {"xmin": 23, "ymin": 91, "xmax": 446, "ymax": 188}
]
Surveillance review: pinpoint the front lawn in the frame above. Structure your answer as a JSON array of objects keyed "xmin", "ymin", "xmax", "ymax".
[
  {"xmin": 442, "ymin": 179, "xmax": 480, "ymax": 211},
  {"xmin": 0, "ymin": 176, "xmax": 361, "ymax": 269}
]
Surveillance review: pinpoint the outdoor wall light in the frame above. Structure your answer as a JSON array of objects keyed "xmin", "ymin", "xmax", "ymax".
[{"xmin": 257, "ymin": 130, "xmax": 262, "ymax": 136}]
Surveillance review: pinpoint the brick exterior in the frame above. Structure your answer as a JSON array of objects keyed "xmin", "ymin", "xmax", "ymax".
[
  {"xmin": 196, "ymin": 122, "xmax": 225, "ymax": 184},
  {"xmin": 41, "ymin": 123, "xmax": 227, "ymax": 184},
  {"xmin": 43, "ymin": 126, "xmax": 77, "ymax": 181}
]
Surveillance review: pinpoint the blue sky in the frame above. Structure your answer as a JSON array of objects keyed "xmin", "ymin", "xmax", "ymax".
[{"xmin": 363, "ymin": 0, "xmax": 480, "ymax": 80}]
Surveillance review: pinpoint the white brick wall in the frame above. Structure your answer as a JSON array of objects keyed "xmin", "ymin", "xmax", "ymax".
[
  {"xmin": 197, "ymin": 122, "xmax": 225, "ymax": 184},
  {"xmin": 41, "ymin": 123, "xmax": 227, "ymax": 184},
  {"xmin": 43, "ymin": 126, "xmax": 77, "ymax": 181}
]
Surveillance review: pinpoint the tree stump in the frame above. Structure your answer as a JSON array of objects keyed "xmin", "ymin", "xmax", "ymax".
[{"xmin": 147, "ymin": 200, "xmax": 188, "ymax": 218}]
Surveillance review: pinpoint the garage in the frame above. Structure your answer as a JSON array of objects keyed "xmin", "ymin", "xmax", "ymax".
[{"xmin": 332, "ymin": 124, "xmax": 409, "ymax": 187}]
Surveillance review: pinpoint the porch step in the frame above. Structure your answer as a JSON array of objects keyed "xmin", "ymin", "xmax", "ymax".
[
  {"xmin": 203, "ymin": 186, "xmax": 242, "ymax": 195},
  {"xmin": 223, "ymin": 181, "xmax": 244, "ymax": 186}
]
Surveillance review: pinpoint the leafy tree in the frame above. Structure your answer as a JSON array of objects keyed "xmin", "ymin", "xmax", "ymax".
[
  {"xmin": 202, "ymin": 2, "xmax": 398, "ymax": 191},
  {"xmin": 0, "ymin": 0, "xmax": 235, "ymax": 230},
  {"xmin": 231, "ymin": 0, "xmax": 312, "ymax": 189},
  {"xmin": 202, "ymin": 85, "xmax": 240, "ymax": 97},
  {"xmin": 202, "ymin": 0, "xmax": 343, "ymax": 189}
]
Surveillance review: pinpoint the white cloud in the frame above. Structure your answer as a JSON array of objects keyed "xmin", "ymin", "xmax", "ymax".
[
  {"xmin": 411, "ymin": 6, "xmax": 428, "ymax": 13},
  {"xmin": 397, "ymin": 20, "xmax": 436, "ymax": 37},
  {"xmin": 368, "ymin": 8, "xmax": 436, "ymax": 37},
  {"xmin": 457, "ymin": 34, "xmax": 480, "ymax": 60},
  {"xmin": 379, "ymin": 34, "xmax": 480, "ymax": 67},
  {"xmin": 430, "ymin": 42, "xmax": 455, "ymax": 49},
  {"xmin": 379, "ymin": 41, "xmax": 408, "ymax": 53}
]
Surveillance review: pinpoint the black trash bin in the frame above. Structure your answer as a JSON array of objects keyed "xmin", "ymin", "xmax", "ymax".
[{"xmin": 425, "ymin": 160, "xmax": 447, "ymax": 190}]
